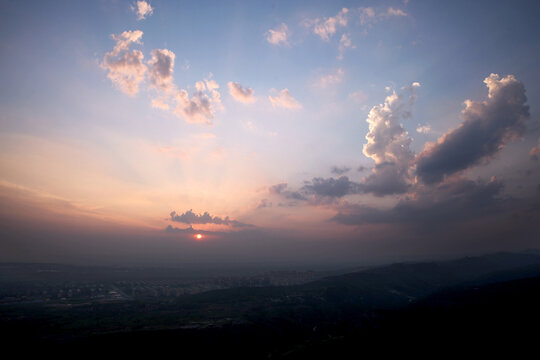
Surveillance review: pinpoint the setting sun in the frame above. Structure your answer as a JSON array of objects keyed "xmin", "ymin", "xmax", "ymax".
[{"xmin": 196, "ymin": 234, "xmax": 203, "ymax": 240}]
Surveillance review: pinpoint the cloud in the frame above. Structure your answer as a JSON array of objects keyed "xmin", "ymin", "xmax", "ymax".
[
  {"xmin": 385, "ymin": 7, "xmax": 407, "ymax": 17},
  {"xmin": 416, "ymin": 124, "xmax": 431, "ymax": 134},
  {"xmin": 266, "ymin": 23, "xmax": 289, "ymax": 46},
  {"xmin": 101, "ymin": 29, "xmax": 222, "ymax": 123},
  {"xmin": 256, "ymin": 199, "xmax": 272, "ymax": 209},
  {"xmin": 175, "ymin": 89, "xmax": 214, "ymax": 124},
  {"xmin": 269, "ymin": 177, "xmax": 361, "ymax": 202},
  {"xmin": 151, "ymin": 98, "xmax": 170, "ymax": 110},
  {"xmin": 101, "ymin": 30, "xmax": 147, "ymax": 96},
  {"xmin": 332, "ymin": 177, "xmax": 505, "ymax": 226},
  {"xmin": 530, "ymin": 138, "xmax": 540, "ymax": 161},
  {"xmin": 349, "ymin": 90, "xmax": 368, "ymax": 104},
  {"xmin": 228, "ymin": 82, "xmax": 255, "ymax": 104},
  {"xmin": 165, "ymin": 224, "xmax": 196, "ymax": 233},
  {"xmin": 316, "ymin": 68, "xmax": 344, "ymax": 88},
  {"xmin": 269, "ymin": 183, "xmax": 306, "ymax": 200},
  {"xmin": 359, "ymin": 7, "xmax": 376, "ymax": 26},
  {"xmin": 174, "ymin": 77, "xmax": 222, "ymax": 125},
  {"xmin": 269, "ymin": 88, "xmax": 302, "ymax": 109},
  {"xmin": 147, "ymin": 49, "xmax": 176, "ymax": 108},
  {"xmin": 302, "ymin": 176, "xmax": 360, "ymax": 198},
  {"xmin": 131, "ymin": 1, "xmax": 153, "ymax": 20},
  {"xmin": 359, "ymin": 6, "xmax": 407, "ymax": 28},
  {"xmin": 416, "ymin": 74, "xmax": 529, "ymax": 184},
  {"xmin": 338, "ymin": 33, "xmax": 353, "ymax": 59},
  {"xmin": 360, "ymin": 83, "xmax": 420, "ymax": 195},
  {"xmin": 331, "ymin": 166, "xmax": 351, "ymax": 175},
  {"xmin": 269, "ymin": 183, "xmax": 288, "ymax": 194},
  {"xmin": 148, "ymin": 49, "xmax": 176, "ymax": 93},
  {"xmin": 266, "ymin": 84, "xmax": 420, "ymax": 200},
  {"xmin": 311, "ymin": 8, "xmax": 349, "ymax": 41},
  {"xmin": 170, "ymin": 210, "xmax": 253, "ymax": 228}
]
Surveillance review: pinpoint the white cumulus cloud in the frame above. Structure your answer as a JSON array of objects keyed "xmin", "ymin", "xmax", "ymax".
[{"xmin": 360, "ymin": 83, "xmax": 420, "ymax": 195}]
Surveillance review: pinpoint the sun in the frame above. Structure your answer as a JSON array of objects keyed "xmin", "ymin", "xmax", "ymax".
[{"xmin": 195, "ymin": 234, "xmax": 203, "ymax": 240}]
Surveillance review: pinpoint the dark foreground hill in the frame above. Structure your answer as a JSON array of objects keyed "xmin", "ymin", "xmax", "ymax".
[{"xmin": 2, "ymin": 251, "xmax": 540, "ymax": 357}]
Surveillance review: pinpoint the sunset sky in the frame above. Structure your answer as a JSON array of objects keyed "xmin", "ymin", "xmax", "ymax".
[{"xmin": 1, "ymin": 0, "xmax": 539, "ymax": 267}]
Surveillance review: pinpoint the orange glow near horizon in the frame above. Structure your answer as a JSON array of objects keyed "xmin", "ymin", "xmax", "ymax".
[{"xmin": 196, "ymin": 233, "xmax": 203, "ymax": 240}]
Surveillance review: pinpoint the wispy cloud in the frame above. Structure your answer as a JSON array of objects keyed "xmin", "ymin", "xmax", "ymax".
[
  {"xmin": 348, "ymin": 90, "xmax": 368, "ymax": 104},
  {"xmin": 269, "ymin": 88, "xmax": 302, "ymax": 109},
  {"xmin": 331, "ymin": 166, "xmax": 351, "ymax": 175},
  {"xmin": 266, "ymin": 23, "xmax": 289, "ymax": 46},
  {"xmin": 338, "ymin": 33, "xmax": 354, "ymax": 59},
  {"xmin": 269, "ymin": 183, "xmax": 306, "ymax": 201},
  {"xmin": 310, "ymin": 8, "xmax": 349, "ymax": 41},
  {"xmin": 359, "ymin": 6, "xmax": 407, "ymax": 27},
  {"xmin": 385, "ymin": 7, "xmax": 407, "ymax": 17},
  {"xmin": 416, "ymin": 124, "xmax": 431, "ymax": 134},
  {"xmin": 316, "ymin": 68, "xmax": 344, "ymax": 88},
  {"xmin": 359, "ymin": 7, "xmax": 376, "ymax": 26}
]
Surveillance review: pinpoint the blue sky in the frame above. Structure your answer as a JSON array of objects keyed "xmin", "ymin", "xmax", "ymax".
[{"xmin": 1, "ymin": 0, "xmax": 540, "ymax": 266}]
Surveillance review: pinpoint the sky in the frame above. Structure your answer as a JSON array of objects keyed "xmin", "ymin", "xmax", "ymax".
[{"xmin": 1, "ymin": 0, "xmax": 540, "ymax": 267}]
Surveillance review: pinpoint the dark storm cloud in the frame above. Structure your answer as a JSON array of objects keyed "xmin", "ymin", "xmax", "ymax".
[
  {"xmin": 169, "ymin": 210, "xmax": 253, "ymax": 228},
  {"xmin": 416, "ymin": 74, "xmax": 529, "ymax": 184},
  {"xmin": 359, "ymin": 162, "xmax": 411, "ymax": 196},
  {"xmin": 332, "ymin": 177, "xmax": 506, "ymax": 226},
  {"xmin": 271, "ymin": 171, "xmax": 409, "ymax": 201},
  {"xmin": 330, "ymin": 166, "xmax": 351, "ymax": 175}
]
